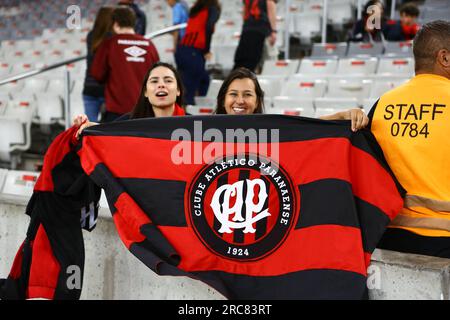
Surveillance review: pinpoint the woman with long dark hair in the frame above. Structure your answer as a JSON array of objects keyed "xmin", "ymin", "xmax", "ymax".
[
  {"xmin": 74, "ymin": 62, "xmax": 186, "ymax": 137},
  {"xmin": 82, "ymin": 6, "xmax": 114, "ymax": 121},
  {"xmin": 175, "ymin": 0, "xmax": 221, "ymax": 105}
]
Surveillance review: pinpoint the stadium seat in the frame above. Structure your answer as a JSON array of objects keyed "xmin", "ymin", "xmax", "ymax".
[
  {"xmin": 422, "ymin": 8, "xmax": 450, "ymax": 23},
  {"xmin": 384, "ymin": 41, "xmax": 413, "ymax": 57},
  {"xmin": 291, "ymin": 13, "xmax": 322, "ymax": 43},
  {"xmin": 35, "ymin": 92, "xmax": 64, "ymax": 126},
  {"xmin": 212, "ymin": 44, "xmax": 239, "ymax": 72},
  {"xmin": 278, "ymin": 77, "xmax": 327, "ymax": 98},
  {"xmin": 22, "ymin": 78, "xmax": 48, "ymax": 93},
  {"xmin": 325, "ymin": 76, "xmax": 373, "ymax": 104},
  {"xmin": 377, "ymin": 57, "xmax": 415, "ymax": 77},
  {"xmin": 0, "ymin": 116, "xmax": 25, "ymax": 166},
  {"xmin": 261, "ymin": 59, "xmax": 300, "ymax": 78},
  {"xmin": 1, "ymin": 170, "xmax": 39, "ymax": 197},
  {"xmin": 347, "ymin": 42, "xmax": 384, "ymax": 57},
  {"xmin": 0, "ymin": 62, "xmax": 11, "ymax": 77},
  {"xmin": 10, "ymin": 62, "xmax": 34, "ymax": 76},
  {"xmin": 311, "ymin": 42, "xmax": 347, "ymax": 59},
  {"xmin": 314, "ymin": 97, "xmax": 360, "ymax": 111},
  {"xmin": 194, "ymin": 79, "xmax": 223, "ymax": 107},
  {"xmin": 336, "ymin": 57, "xmax": 378, "ymax": 75},
  {"xmin": 271, "ymin": 97, "xmax": 315, "ymax": 114},
  {"xmin": 268, "ymin": 106, "xmax": 316, "ymax": 118},
  {"xmin": 0, "ymin": 80, "xmax": 24, "ymax": 94},
  {"xmin": 1, "ymin": 97, "xmax": 34, "ymax": 168},
  {"xmin": 185, "ymin": 105, "xmax": 215, "ymax": 115},
  {"xmin": 258, "ymin": 77, "xmax": 283, "ymax": 98},
  {"xmin": 298, "ymin": 58, "xmax": 338, "ymax": 75},
  {"xmin": 47, "ymin": 78, "xmax": 74, "ymax": 97}
]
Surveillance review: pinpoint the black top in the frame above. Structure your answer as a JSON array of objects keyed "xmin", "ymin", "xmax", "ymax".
[{"xmin": 82, "ymin": 31, "xmax": 105, "ymax": 98}]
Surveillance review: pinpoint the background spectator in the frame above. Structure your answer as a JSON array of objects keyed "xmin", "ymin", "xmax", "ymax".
[
  {"xmin": 233, "ymin": 0, "xmax": 277, "ymax": 73},
  {"xmin": 166, "ymin": 0, "xmax": 189, "ymax": 50},
  {"xmin": 175, "ymin": 0, "xmax": 221, "ymax": 105},
  {"xmin": 90, "ymin": 6, "xmax": 159, "ymax": 122},
  {"xmin": 82, "ymin": 6, "xmax": 114, "ymax": 122},
  {"xmin": 349, "ymin": 0, "xmax": 387, "ymax": 42},
  {"xmin": 385, "ymin": 3, "xmax": 420, "ymax": 41},
  {"xmin": 118, "ymin": 0, "xmax": 147, "ymax": 35}
]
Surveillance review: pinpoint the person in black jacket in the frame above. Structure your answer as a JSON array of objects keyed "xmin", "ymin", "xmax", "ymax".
[
  {"xmin": 349, "ymin": 0, "xmax": 388, "ymax": 42},
  {"xmin": 82, "ymin": 6, "xmax": 113, "ymax": 121}
]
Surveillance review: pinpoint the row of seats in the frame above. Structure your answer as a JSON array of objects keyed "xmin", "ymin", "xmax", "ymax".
[
  {"xmin": 260, "ymin": 56, "xmax": 414, "ymax": 78},
  {"xmin": 195, "ymin": 74, "xmax": 406, "ymax": 110},
  {"xmin": 311, "ymin": 40, "xmax": 414, "ymax": 58}
]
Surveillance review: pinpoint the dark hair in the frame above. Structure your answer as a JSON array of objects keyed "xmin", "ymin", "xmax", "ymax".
[
  {"xmin": 400, "ymin": 3, "xmax": 420, "ymax": 17},
  {"xmin": 214, "ymin": 67, "xmax": 265, "ymax": 115},
  {"xmin": 413, "ymin": 20, "xmax": 450, "ymax": 72},
  {"xmin": 190, "ymin": 0, "xmax": 220, "ymax": 17},
  {"xmin": 363, "ymin": 0, "xmax": 384, "ymax": 18},
  {"xmin": 91, "ymin": 6, "xmax": 114, "ymax": 53},
  {"xmin": 130, "ymin": 62, "xmax": 185, "ymax": 119},
  {"xmin": 111, "ymin": 6, "xmax": 136, "ymax": 28}
]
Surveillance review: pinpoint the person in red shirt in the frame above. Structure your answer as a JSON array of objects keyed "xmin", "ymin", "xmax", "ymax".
[
  {"xmin": 175, "ymin": 0, "xmax": 221, "ymax": 105},
  {"xmin": 385, "ymin": 3, "xmax": 420, "ymax": 41},
  {"xmin": 233, "ymin": 0, "xmax": 277, "ymax": 72},
  {"xmin": 90, "ymin": 6, "xmax": 160, "ymax": 122}
]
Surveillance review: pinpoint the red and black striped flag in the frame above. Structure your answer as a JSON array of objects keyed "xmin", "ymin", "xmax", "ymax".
[{"xmin": 0, "ymin": 115, "xmax": 404, "ymax": 299}]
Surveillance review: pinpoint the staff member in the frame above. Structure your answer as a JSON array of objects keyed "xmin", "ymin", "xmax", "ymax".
[{"xmin": 369, "ymin": 20, "xmax": 450, "ymax": 258}]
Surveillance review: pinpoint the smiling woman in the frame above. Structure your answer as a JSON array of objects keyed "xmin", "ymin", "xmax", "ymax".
[
  {"xmin": 214, "ymin": 67, "xmax": 369, "ymax": 132},
  {"xmin": 215, "ymin": 67, "xmax": 265, "ymax": 115}
]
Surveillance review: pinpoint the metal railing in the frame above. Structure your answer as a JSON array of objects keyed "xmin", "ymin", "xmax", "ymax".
[{"xmin": 0, "ymin": 23, "xmax": 187, "ymax": 128}]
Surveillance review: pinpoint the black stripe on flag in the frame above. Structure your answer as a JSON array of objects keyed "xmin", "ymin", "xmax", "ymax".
[
  {"xmin": 296, "ymin": 178, "xmax": 390, "ymax": 253},
  {"xmin": 296, "ymin": 179, "xmax": 360, "ymax": 229},
  {"xmin": 192, "ymin": 268, "xmax": 367, "ymax": 299},
  {"xmin": 233, "ymin": 170, "xmax": 250, "ymax": 244},
  {"xmin": 214, "ymin": 172, "xmax": 229, "ymax": 237},
  {"xmin": 255, "ymin": 175, "xmax": 270, "ymax": 241},
  {"xmin": 118, "ymin": 178, "xmax": 187, "ymax": 227}
]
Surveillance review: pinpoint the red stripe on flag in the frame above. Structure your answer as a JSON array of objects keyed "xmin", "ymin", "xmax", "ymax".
[
  {"xmin": 113, "ymin": 193, "xmax": 152, "ymax": 249},
  {"xmin": 79, "ymin": 136, "xmax": 401, "ymax": 220},
  {"xmin": 28, "ymin": 225, "xmax": 60, "ymax": 299},
  {"xmin": 158, "ymin": 224, "xmax": 366, "ymax": 276}
]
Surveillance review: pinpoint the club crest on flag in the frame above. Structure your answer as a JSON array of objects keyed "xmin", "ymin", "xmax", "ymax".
[{"xmin": 188, "ymin": 154, "xmax": 298, "ymax": 261}]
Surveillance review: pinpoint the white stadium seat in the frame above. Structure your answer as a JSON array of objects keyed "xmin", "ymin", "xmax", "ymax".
[
  {"xmin": 298, "ymin": 58, "xmax": 338, "ymax": 75},
  {"xmin": 278, "ymin": 77, "xmax": 327, "ymax": 99},
  {"xmin": 261, "ymin": 59, "xmax": 300, "ymax": 78},
  {"xmin": 377, "ymin": 57, "xmax": 415, "ymax": 77},
  {"xmin": 336, "ymin": 57, "xmax": 378, "ymax": 76}
]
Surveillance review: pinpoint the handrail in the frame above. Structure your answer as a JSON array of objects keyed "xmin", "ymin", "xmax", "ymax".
[{"xmin": 0, "ymin": 23, "xmax": 188, "ymax": 86}]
